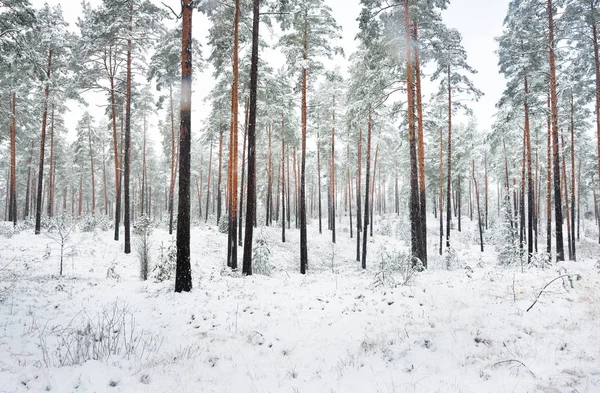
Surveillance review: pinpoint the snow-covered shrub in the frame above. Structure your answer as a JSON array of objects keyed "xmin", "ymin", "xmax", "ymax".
[
  {"xmin": 153, "ymin": 241, "xmax": 176, "ymax": 282},
  {"xmin": 0, "ymin": 223, "xmax": 15, "ymax": 238},
  {"xmin": 378, "ymin": 217, "xmax": 394, "ymax": 237},
  {"xmin": 79, "ymin": 215, "xmax": 111, "ymax": 232},
  {"xmin": 218, "ymin": 216, "xmax": 228, "ymax": 233},
  {"xmin": 38, "ymin": 301, "xmax": 161, "ymax": 367},
  {"xmin": 253, "ymin": 231, "xmax": 272, "ymax": 276},
  {"xmin": 372, "ymin": 242, "xmax": 416, "ymax": 288},
  {"xmin": 134, "ymin": 215, "xmax": 152, "ymax": 281},
  {"xmin": 496, "ymin": 196, "xmax": 521, "ymax": 266},
  {"xmin": 530, "ymin": 252, "xmax": 552, "ymax": 269},
  {"xmin": 443, "ymin": 246, "xmax": 459, "ymax": 270}
]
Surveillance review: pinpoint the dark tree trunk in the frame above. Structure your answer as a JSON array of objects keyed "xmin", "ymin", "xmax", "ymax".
[
  {"xmin": 317, "ymin": 131, "xmax": 322, "ymax": 234},
  {"xmin": 175, "ymin": 0, "xmax": 194, "ymax": 292},
  {"xmin": 217, "ymin": 126, "xmax": 223, "ymax": 225},
  {"xmin": 24, "ymin": 141, "xmax": 33, "ymax": 219},
  {"xmin": 10, "ymin": 92, "xmax": 16, "ymax": 226},
  {"xmin": 330, "ymin": 96, "xmax": 336, "ymax": 243},
  {"xmin": 548, "ymin": 0, "xmax": 564, "ymax": 261},
  {"xmin": 242, "ymin": 0, "xmax": 260, "ymax": 276},
  {"xmin": 35, "ymin": 49, "xmax": 52, "ymax": 235},
  {"xmin": 299, "ymin": 23, "xmax": 308, "ymax": 274},
  {"xmin": 546, "ymin": 94, "xmax": 552, "ymax": 254},
  {"xmin": 405, "ymin": 0, "xmax": 421, "ymax": 266},
  {"xmin": 123, "ymin": 9, "xmax": 132, "ymax": 254},
  {"xmin": 356, "ymin": 128, "xmax": 362, "ymax": 262},
  {"xmin": 239, "ymin": 98, "xmax": 249, "ymax": 244},
  {"xmin": 445, "ymin": 64, "xmax": 452, "ymax": 249},
  {"xmin": 205, "ymin": 141, "xmax": 213, "ymax": 223},
  {"xmin": 361, "ymin": 106, "xmax": 372, "ymax": 269},
  {"xmin": 473, "ymin": 161, "xmax": 484, "ymax": 252},
  {"xmin": 570, "ymin": 95, "xmax": 577, "ymax": 260},
  {"xmin": 439, "ymin": 126, "xmax": 444, "ymax": 255},
  {"xmin": 281, "ymin": 120, "xmax": 286, "ymax": 243},
  {"xmin": 413, "ymin": 17, "xmax": 427, "ymax": 267}
]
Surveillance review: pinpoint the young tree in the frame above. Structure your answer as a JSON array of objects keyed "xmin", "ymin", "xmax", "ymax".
[
  {"xmin": 431, "ymin": 27, "xmax": 482, "ymax": 250},
  {"xmin": 277, "ymin": 0, "xmax": 342, "ymax": 274}
]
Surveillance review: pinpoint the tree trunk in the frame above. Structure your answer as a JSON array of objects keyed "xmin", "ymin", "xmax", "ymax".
[
  {"xmin": 317, "ymin": 130, "xmax": 322, "ymax": 234},
  {"xmin": 239, "ymin": 98, "xmax": 249, "ymax": 243},
  {"xmin": 546, "ymin": 93, "xmax": 552, "ymax": 254},
  {"xmin": 331, "ymin": 95, "xmax": 336, "ymax": 243},
  {"xmin": 473, "ymin": 161, "xmax": 484, "ymax": 252},
  {"xmin": 123, "ymin": 7, "xmax": 133, "ymax": 254},
  {"xmin": 356, "ymin": 127, "xmax": 362, "ymax": 262},
  {"xmin": 24, "ymin": 141, "xmax": 33, "ymax": 219},
  {"xmin": 413, "ymin": 17, "xmax": 427, "ymax": 267},
  {"xmin": 109, "ymin": 62, "xmax": 121, "ymax": 241},
  {"xmin": 227, "ymin": 0, "xmax": 240, "ymax": 270},
  {"xmin": 78, "ymin": 174, "xmax": 83, "ymax": 217},
  {"xmin": 370, "ymin": 145, "xmax": 378, "ymax": 238},
  {"xmin": 175, "ymin": 0, "xmax": 194, "ymax": 292},
  {"xmin": 561, "ymin": 134, "xmax": 573, "ymax": 260},
  {"xmin": 570, "ymin": 94, "xmax": 577, "ymax": 260},
  {"xmin": 439, "ymin": 125, "xmax": 444, "ymax": 255},
  {"xmin": 548, "ymin": 0, "xmax": 564, "ymax": 261},
  {"xmin": 242, "ymin": 0, "xmax": 260, "ymax": 276},
  {"xmin": 361, "ymin": 106, "xmax": 372, "ymax": 269},
  {"xmin": 217, "ymin": 126, "xmax": 223, "ymax": 225},
  {"xmin": 445, "ymin": 64, "xmax": 452, "ymax": 249},
  {"xmin": 299, "ymin": 20, "xmax": 308, "ymax": 274},
  {"xmin": 205, "ymin": 140, "xmax": 213, "ymax": 223},
  {"xmin": 405, "ymin": 0, "xmax": 421, "ymax": 265},
  {"xmin": 592, "ymin": 15, "xmax": 600, "ymax": 244},
  {"xmin": 524, "ymin": 74, "xmax": 534, "ymax": 264},
  {"xmin": 89, "ymin": 121, "xmax": 96, "ymax": 217},
  {"xmin": 35, "ymin": 49, "xmax": 52, "ymax": 235},
  {"xmin": 10, "ymin": 92, "xmax": 17, "ymax": 226},
  {"xmin": 281, "ymin": 130, "xmax": 286, "ymax": 243}
]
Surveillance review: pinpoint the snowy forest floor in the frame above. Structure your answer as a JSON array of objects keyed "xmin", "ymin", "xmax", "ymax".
[{"xmin": 0, "ymin": 215, "xmax": 599, "ymax": 393}]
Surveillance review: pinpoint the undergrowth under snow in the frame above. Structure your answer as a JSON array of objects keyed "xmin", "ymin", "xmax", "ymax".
[{"xmin": 0, "ymin": 216, "xmax": 599, "ymax": 393}]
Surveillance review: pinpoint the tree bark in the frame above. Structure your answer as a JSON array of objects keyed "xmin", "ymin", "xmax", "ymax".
[
  {"xmin": 356, "ymin": 128, "xmax": 362, "ymax": 261},
  {"xmin": 242, "ymin": 0, "xmax": 260, "ymax": 276},
  {"xmin": 473, "ymin": 161, "xmax": 484, "ymax": 252},
  {"xmin": 546, "ymin": 93, "xmax": 552, "ymax": 254},
  {"xmin": 330, "ymin": 95, "xmax": 336, "ymax": 243},
  {"xmin": 239, "ymin": 98, "xmax": 249, "ymax": 243},
  {"xmin": 10, "ymin": 92, "xmax": 17, "ymax": 226},
  {"xmin": 35, "ymin": 49, "xmax": 52, "ymax": 235},
  {"xmin": 413, "ymin": 16, "xmax": 427, "ymax": 266},
  {"xmin": 299, "ymin": 19, "xmax": 308, "ymax": 274},
  {"xmin": 227, "ymin": 0, "xmax": 240, "ymax": 270},
  {"xmin": 405, "ymin": 0, "xmax": 421, "ymax": 265},
  {"xmin": 123, "ymin": 7, "xmax": 133, "ymax": 254},
  {"xmin": 439, "ymin": 125, "xmax": 444, "ymax": 255},
  {"xmin": 175, "ymin": 0, "xmax": 194, "ymax": 292},
  {"xmin": 548, "ymin": 0, "xmax": 564, "ymax": 261},
  {"xmin": 445, "ymin": 64, "xmax": 453, "ymax": 249},
  {"xmin": 89, "ymin": 120, "xmax": 96, "ymax": 217},
  {"xmin": 361, "ymin": 106, "xmax": 372, "ymax": 269},
  {"xmin": 570, "ymin": 94, "xmax": 577, "ymax": 260}
]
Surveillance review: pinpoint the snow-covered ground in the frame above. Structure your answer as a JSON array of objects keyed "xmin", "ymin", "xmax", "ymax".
[{"xmin": 0, "ymin": 216, "xmax": 599, "ymax": 393}]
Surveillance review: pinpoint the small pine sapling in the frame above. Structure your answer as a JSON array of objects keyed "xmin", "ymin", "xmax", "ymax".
[
  {"xmin": 134, "ymin": 215, "xmax": 153, "ymax": 281},
  {"xmin": 252, "ymin": 231, "xmax": 272, "ymax": 276}
]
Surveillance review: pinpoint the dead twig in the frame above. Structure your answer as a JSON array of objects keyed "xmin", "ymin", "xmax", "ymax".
[
  {"xmin": 492, "ymin": 359, "xmax": 535, "ymax": 377},
  {"xmin": 526, "ymin": 274, "xmax": 581, "ymax": 312}
]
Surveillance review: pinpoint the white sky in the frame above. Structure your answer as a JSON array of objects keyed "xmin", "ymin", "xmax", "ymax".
[{"xmin": 35, "ymin": 0, "xmax": 510, "ymax": 140}]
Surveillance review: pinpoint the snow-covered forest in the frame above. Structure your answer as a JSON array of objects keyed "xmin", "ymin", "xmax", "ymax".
[{"xmin": 1, "ymin": 0, "xmax": 600, "ymax": 391}]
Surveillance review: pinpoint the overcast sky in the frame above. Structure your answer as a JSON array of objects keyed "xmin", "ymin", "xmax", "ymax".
[{"xmin": 37, "ymin": 0, "xmax": 510, "ymax": 138}]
